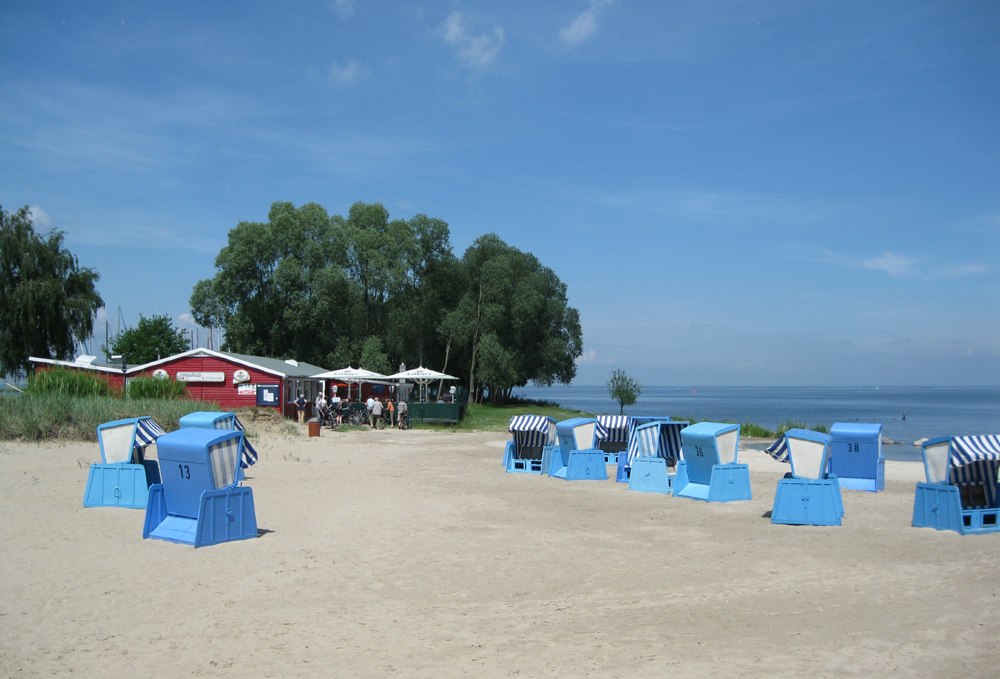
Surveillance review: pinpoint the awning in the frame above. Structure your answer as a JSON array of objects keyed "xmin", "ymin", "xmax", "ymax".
[
  {"xmin": 135, "ymin": 417, "xmax": 166, "ymax": 447},
  {"xmin": 596, "ymin": 415, "xmax": 630, "ymax": 443}
]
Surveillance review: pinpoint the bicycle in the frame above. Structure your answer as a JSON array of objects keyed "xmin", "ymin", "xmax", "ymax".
[{"xmin": 347, "ymin": 409, "xmax": 368, "ymax": 427}]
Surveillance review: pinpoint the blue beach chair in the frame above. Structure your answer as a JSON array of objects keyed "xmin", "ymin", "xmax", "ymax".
[
  {"xmin": 626, "ymin": 421, "xmax": 689, "ymax": 494},
  {"xmin": 829, "ymin": 422, "xmax": 884, "ymax": 492},
  {"xmin": 143, "ymin": 428, "xmax": 258, "ymax": 548},
  {"xmin": 84, "ymin": 417, "xmax": 166, "ymax": 509},
  {"xmin": 180, "ymin": 411, "xmax": 259, "ymax": 475},
  {"xmin": 674, "ymin": 422, "xmax": 751, "ymax": 502},
  {"xmin": 549, "ymin": 417, "xmax": 607, "ymax": 480},
  {"xmin": 615, "ymin": 416, "xmax": 679, "ymax": 482},
  {"xmin": 595, "ymin": 415, "xmax": 630, "ymax": 465},
  {"xmin": 912, "ymin": 435, "xmax": 1000, "ymax": 535},
  {"xmin": 504, "ymin": 415, "xmax": 557, "ymax": 474},
  {"xmin": 770, "ymin": 429, "xmax": 844, "ymax": 526}
]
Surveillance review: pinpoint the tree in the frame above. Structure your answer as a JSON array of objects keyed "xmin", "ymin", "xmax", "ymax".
[
  {"xmin": 0, "ymin": 206, "xmax": 104, "ymax": 376},
  {"xmin": 104, "ymin": 314, "xmax": 190, "ymax": 366},
  {"xmin": 608, "ymin": 369, "xmax": 641, "ymax": 415}
]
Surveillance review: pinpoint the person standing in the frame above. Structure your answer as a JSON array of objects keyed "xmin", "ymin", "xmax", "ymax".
[
  {"xmin": 366, "ymin": 395, "xmax": 375, "ymax": 426},
  {"xmin": 386, "ymin": 398, "xmax": 395, "ymax": 427},
  {"xmin": 371, "ymin": 397, "xmax": 383, "ymax": 429},
  {"xmin": 294, "ymin": 393, "xmax": 307, "ymax": 424},
  {"xmin": 397, "ymin": 400, "xmax": 408, "ymax": 429}
]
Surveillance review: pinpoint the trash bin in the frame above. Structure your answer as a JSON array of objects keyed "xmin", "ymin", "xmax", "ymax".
[{"xmin": 307, "ymin": 418, "xmax": 321, "ymax": 438}]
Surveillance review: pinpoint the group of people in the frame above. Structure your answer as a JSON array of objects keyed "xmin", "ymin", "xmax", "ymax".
[{"xmin": 296, "ymin": 392, "xmax": 409, "ymax": 429}]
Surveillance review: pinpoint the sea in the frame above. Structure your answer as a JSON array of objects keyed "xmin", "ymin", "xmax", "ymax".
[{"xmin": 511, "ymin": 385, "xmax": 1000, "ymax": 462}]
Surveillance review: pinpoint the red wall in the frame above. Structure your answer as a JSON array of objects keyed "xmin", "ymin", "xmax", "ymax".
[{"xmin": 134, "ymin": 355, "xmax": 283, "ymax": 410}]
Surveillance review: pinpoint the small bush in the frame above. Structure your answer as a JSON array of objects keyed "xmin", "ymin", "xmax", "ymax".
[
  {"xmin": 776, "ymin": 421, "xmax": 829, "ymax": 435},
  {"xmin": 127, "ymin": 377, "xmax": 188, "ymax": 399},
  {"xmin": 28, "ymin": 368, "xmax": 111, "ymax": 398},
  {"xmin": 740, "ymin": 421, "xmax": 776, "ymax": 438}
]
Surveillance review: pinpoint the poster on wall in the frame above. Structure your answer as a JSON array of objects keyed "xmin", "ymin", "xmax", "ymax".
[
  {"xmin": 256, "ymin": 384, "xmax": 280, "ymax": 406},
  {"xmin": 237, "ymin": 384, "xmax": 256, "ymax": 396}
]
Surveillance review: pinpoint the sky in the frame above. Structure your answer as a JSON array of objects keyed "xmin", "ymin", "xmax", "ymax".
[{"xmin": 2, "ymin": 1, "xmax": 998, "ymax": 386}]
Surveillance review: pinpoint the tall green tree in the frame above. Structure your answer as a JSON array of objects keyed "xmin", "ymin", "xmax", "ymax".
[
  {"xmin": 608, "ymin": 369, "xmax": 642, "ymax": 415},
  {"xmin": 103, "ymin": 314, "xmax": 190, "ymax": 366},
  {"xmin": 0, "ymin": 206, "xmax": 104, "ymax": 375}
]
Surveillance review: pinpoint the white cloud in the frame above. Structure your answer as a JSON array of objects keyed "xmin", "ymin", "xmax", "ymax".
[
  {"xmin": 861, "ymin": 251, "xmax": 919, "ymax": 278},
  {"xmin": 329, "ymin": 59, "xmax": 367, "ymax": 84},
  {"xmin": 559, "ymin": 0, "xmax": 614, "ymax": 47},
  {"xmin": 442, "ymin": 12, "xmax": 505, "ymax": 69},
  {"xmin": 27, "ymin": 205, "xmax": 53, "ymax": 229},
  {"xmin": 329, "ymin": 0, "xmax": 355, "ymax": 21},
  {"xmin": 576, "ymin": 348, "xmax": 599, "ymax": 364}
]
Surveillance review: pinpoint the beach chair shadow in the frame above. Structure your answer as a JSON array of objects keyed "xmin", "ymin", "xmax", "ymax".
[
  {"xmin": 674, "ymin": 422, "xmax": 751, "ymax": 502},
  {"xmin": 504, "ymin": 415, "xmax": 556, "ymax": 474},
  {"xmin": 84, "ymin": 417, "xmax": 165, "ymax": 509},
  {"xmin": 549, "ymin": 418, "xmax": 607, "ymax": 480},
  {"xmin": 912, "ymin": 435, "xmax": 1000, "ymax": 535},
  {"xmin": 143, "ymin": 428, "xmax": 258, "ymax": 548},
  {"xmin": 770, "ymin": 429, "xmax": 844, "ymax": 526}
]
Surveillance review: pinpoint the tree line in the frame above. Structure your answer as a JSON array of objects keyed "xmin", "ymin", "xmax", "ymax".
[{"xmin": 191, "ymin": 201, "xmax": 583, "ymax": 401}]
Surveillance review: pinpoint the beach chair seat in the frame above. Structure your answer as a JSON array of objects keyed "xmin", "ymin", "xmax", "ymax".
[
  {"xmin": 143, "ymin": 428, "xmax": 258, "ymax": 548},
  {"xmin": 504, "ymin": 415, "xmax": 556, "ymax": 474},
  {"xmin": 549, "ymin": 417, "xmax": 607, "ymax": 480},
  {"xmin": 912, "ymin": 435, "xmax": 1000, "ymax": 535},
  {"xmin": 596, "ymin": 415, "xmax": 630, "ymax": 464},
  {"xmin": 84, "ymin": 417, "xmax": 166, "ymax": 509},
  {"xmin": 829, "ymin": 422, "xmax": 884, "ymax": 491},
  {"xmin": 674, "ymin": 422, "xmax": 751, "ymax": 502},
  {"xmin": 770, "ymin": 429, "xmax": 844, "ymax": 526}
]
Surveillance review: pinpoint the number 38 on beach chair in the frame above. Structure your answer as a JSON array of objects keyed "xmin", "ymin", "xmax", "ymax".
[
  {"xmin": 504, "ymin": 415, "xmax": 557, "ymax": 474},
  {"xmin": 84, "ymin": 417, "xmax": 166, "ymax": 509},
  {"xmin": 143, "ymin": 428, "xmax": 258, "ymax": 548},
  {"xmin": 912, "ymin": 435, "xmax": 1000, "ymax": 535},
  {"xmin": 673, "ymin": 422, "xmax": 752, "ymax": 502},
  {"xmin": 769, "ymin": 429, "xmax": 844, "ymax": 526}
]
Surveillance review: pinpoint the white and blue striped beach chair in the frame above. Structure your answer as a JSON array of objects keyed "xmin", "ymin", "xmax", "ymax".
[
  {"xmin": 143, "ymin": 428, "xmax": 258, "ymax": 548},
  {"xmin": 596, "ymin": 415, "xmax": 630, "ymax": 465},
  {"xmin": 616, "ymin": 417, "xmax": 686, "ymax": 482},
  {"xmin": 626, "ymin": 421, "xmax": 689, "ymax": 494},
  {"xmin": 84, "ymin": 417, "xmax": 166, "ymax": 509},
  {"xmin": 913, "ymin": 435, "xmax": 1000, "ymax": 535},
  {"xmin": 674, "ymin": 422, "xmax": 752, "ymax": 502},
  {"xmin": 504, "ymin": 415, "xmax": 557, "ymax": 474},
  {"xmin": 770, "ymin": 429, "xmax": 845, "ymax": 526}
]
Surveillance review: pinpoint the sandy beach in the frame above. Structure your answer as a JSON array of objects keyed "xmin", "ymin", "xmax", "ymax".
[{"xmin": 2, "ymin": 426, "xmax": 999, "ymax": 678}]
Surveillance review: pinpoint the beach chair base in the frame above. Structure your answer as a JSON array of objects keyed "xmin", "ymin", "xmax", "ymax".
[
  {"xmin": 616, "ymin": 457, "xmax": 631, "ymax": 483},
  {"xmin": 912, "ymin": 483, "xmax": 1000, "ymax": 535},
  {"xmin": 83, "ymin": 460, "xmax": 161, "ymax": 509},
  {"xmin": 771, "ymin": 475, "xmax": 844, "ymax": 526},
  {"xmin": 143, "ymin": 484, "xmax": 258, "ymax": 547},
  {"xmin": 673, "ymin": 461, "xmax": 752, "ymax": 502},
  {"xmin": 551, "ymin": 450, "xmax": 608, "ymax": 481},
  {"xmin": 628, "ymin": 457, "xmax": 673, "ymax": 495}
]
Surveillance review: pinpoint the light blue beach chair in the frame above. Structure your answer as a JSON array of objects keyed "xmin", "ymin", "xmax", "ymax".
[
  {"xmin": 84, "ymin": 417, "xmax": 166, "ymax": 509},
  {"xmin": 504, "ymin": 415, "xmax": 557, "ymax": 474},
  {"xmin": 595, "ymin": 415, "xmax": 630, "ymax": 464},
  {"xmin": 674, "ymin": 422, "xmax": 751, "ymax": 502},
  {"xmin": 549, "ymin": 417, "xmax": 607, "ymax": 480},
  {"xmin": 615, "ymin": 416, "xmax": 678, "ymax": 482},
  {"xmin": 829, "ymin": 422, "xmax": 884, "ymax": 491},
  {"xmin": 143, "ymin": 427, "xmax": 258, "ymax": 548},
  {"xmin": 770, "ymin": 429, "xmax": 844, "ymax": 526},
  {"xmin": 180, "ymin": 411, "xmax": 259, "ymax": 475},
  {"xmin": 912, "ymin": 435, "xmax": 1000, "ymax": 535}
]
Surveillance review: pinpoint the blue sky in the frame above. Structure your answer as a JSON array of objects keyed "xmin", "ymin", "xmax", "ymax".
[{"xmin": 2, "ymin": 1, "xmax": 998, "ymax": 386}]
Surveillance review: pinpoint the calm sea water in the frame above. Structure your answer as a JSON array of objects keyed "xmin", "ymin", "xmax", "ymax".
[{"xmin": 512, "ymin": 385, "xmax": 1000, "ymax": 462}]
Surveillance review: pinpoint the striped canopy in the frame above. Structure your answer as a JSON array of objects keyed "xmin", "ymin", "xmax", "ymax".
[
  {"xmin": 626, "ymin": 421, "xmax": 685, "ymax": 465},
  {"xmin": 231, "ymin": 415, "xmax": 259, "ymax": 468},
  {"xmin": 508, "ymin": 415, "xmax": 556, "ymax": 451},
  {"xmin": 595, "ymin": 415, "xmax": 630, "ymax": 443},
  {"xmin": 765, "ymin": 436, "xmax": 790, "ymax": 463},
  {"xmin": 135, "ymin": 417, "xmax": 166, "ymax": 447},
  {"xmin": 950, "ymin": 435, "xmax": 1000, "ymax": 507}
]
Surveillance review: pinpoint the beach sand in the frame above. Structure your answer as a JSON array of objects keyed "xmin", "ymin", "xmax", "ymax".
[{"xmin": 2, "ymin": 427, "xmax": 999, "ymax": 678}]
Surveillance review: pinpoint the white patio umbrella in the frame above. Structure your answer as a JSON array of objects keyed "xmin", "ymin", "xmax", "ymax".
[
  {"xmin": 312, "ymin": 366, "xmax": 387, "ymax": 401},
  {"xmin": 383, "ymin": 366, "xmax": 458, "ymax": 403}
]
